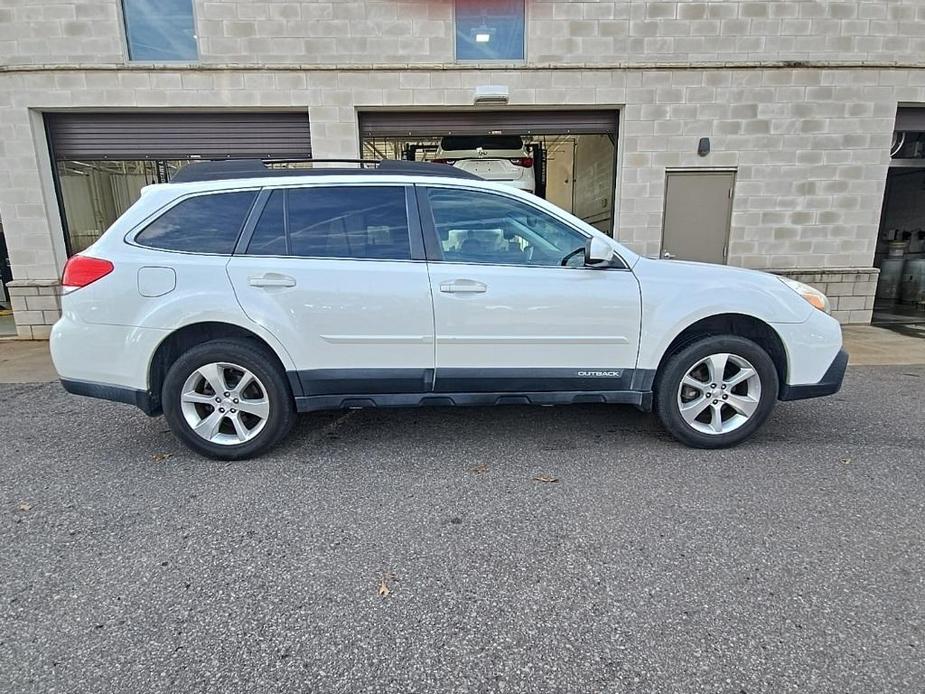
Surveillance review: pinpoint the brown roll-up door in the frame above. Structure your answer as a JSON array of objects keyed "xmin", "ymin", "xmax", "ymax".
[
  {"xmin": 895, "ymin": 107, "xmax": 925, "ymax": 132},
  {"xmin": 45, "ymin": 112, "xmax": 312, "ymax": 160},
  {"xmin": 359, "ymin": 110, "xmax": 618, "ymax": 137}
]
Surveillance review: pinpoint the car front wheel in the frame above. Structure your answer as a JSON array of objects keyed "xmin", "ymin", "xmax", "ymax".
[
  {"xmin": 655, "ymin": 335, "xmax": 779, "ymax": 449},
  {"xmin": 162, "ymin": 339, "xmax": 295, "ymax": 460}
]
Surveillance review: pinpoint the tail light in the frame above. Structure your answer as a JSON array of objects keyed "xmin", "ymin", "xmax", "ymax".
[
  {"xmin": 510, "ymin": 157, "xmax": 534, "ymax": 167},
  {"xmin": 62, "ymin": 255, "xmax": 114, "ymax": 290},
  {"xmin": 433, "ymin": 158, "xmax": 457, "ymax": 165}
]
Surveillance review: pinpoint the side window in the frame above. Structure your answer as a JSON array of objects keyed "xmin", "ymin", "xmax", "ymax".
[
  {"xmin": 135, "ymin": 191, "xmax": 256, "ymax": 254},
  {"xmin": 425, "ymin": 188, "xmax": 588, "ymax": 267},
  {"xmin": 248, "ymin": 186, "xmax": 411, "ymax": 260}
]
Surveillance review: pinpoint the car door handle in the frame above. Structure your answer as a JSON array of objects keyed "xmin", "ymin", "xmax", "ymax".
[
  {"xmin": 248, "ymin": 274, "xmax": 296, "ymax": 288},
  {"xmin": 440, "ymin": 279, "xmax": 487, "ymax": 294}
]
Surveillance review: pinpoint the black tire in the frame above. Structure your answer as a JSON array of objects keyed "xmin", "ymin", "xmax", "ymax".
[
  {"xmin": 162, "ymin": 339, "xmax": 295, "ymax": 460},
  {"xmin": 655, "ymin": 335, "xmax": 778, "ymax": 449}
]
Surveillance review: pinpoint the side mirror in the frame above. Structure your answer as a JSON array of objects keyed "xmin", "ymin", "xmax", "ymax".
[{"xmin": 584, "ymin": 236, "xmax": 615, "ymax": 267}]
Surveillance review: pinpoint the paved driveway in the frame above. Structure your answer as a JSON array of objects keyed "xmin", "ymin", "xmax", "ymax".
[{"xmin": 2, "ymin": 365, "xmax": 923, "ymax": 693}]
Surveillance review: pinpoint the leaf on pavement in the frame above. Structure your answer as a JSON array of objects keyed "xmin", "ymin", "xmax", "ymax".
[
  {"xmin": 378, "ymin": 575, "xmax": 392, "ymax": 598},
  {"xmin": 533, "ymin": 475, "xmax": 559, "ymax": 484},
  {"xmin": 841, "ymin": 457, "xmax": 852, "ymax": 465},
  {"xmin": 152, "ymin": 452, "xmax": 173, "ymax": 462},
  {"xmin": 469, "ymin": 463, "xmax": 489, "ymax": 475},
  {"xmin": 17, "ymin": 501, "xmax": 32, "ymax": 512}
]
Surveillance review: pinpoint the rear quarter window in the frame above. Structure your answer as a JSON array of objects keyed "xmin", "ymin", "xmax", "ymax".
[{"xmin": 134, "ymin": 191, "xmax": 257, "ymax": 254}]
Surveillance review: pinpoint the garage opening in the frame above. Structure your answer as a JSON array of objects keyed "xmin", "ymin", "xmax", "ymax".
[
  {"xmin": 45, "ymin": 112, "xmax": 312, "ymax": 254},
  {"xmin": 875, "ymin": 107, "xmax": 925, "ymax": 324},
  {"xmin": 359, "ymin": 110, "xmax": 618, "ymax": 234}
]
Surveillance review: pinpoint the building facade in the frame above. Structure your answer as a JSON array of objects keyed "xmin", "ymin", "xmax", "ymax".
[{"xmin": 2, "ymin": 0, "xmax": 925, "ymax": 337}]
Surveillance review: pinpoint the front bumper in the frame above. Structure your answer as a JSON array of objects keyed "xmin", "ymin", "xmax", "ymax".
[{"xmin": 778, "ymin": 349, "xmax": 848, "ymax": 401}]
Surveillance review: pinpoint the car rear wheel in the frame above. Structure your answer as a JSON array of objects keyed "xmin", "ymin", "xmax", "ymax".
[
  {"xmin": 162, "ymin": 339, "xmax": 295, "ymax": 460},
  {"xmin": 655, "ymin": 335, "xmax": 778, "ymax": 449}
]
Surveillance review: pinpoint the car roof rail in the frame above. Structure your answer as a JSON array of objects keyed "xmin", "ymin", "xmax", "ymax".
[{"xmin": 169, "ymin": 158, "xmax": 483, "ymax": 183}]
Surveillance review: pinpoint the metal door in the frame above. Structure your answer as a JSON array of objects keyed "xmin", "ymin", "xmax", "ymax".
[{"xmin": 661, "ymin": 171, "xmax": 735, "ymax": 264}]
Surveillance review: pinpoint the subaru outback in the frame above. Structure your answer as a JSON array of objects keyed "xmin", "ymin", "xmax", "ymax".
[{"xmin": 50, "ymin": 160, "xmax": 846, "ymax": 460}]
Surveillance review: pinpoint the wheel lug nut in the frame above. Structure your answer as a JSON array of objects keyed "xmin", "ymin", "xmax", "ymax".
[
  {"xmin": 219, "ymin": 407, "xmax": 225, "ymax": 413},
  {"xmin": 224, "ymin": 392, "xmax": 230, "ymax": 397},
  {"xmin": 230, "ymin": 408, "xmax": 237, "ymax": 413},
  {"xmin": 711, "ymin": 383, "xmax": 716, "ymax": 388},
  {"xmin": 722, "ymin": 395, "xmax": 728, "ymax": 400},
  {"xmin": 215, "ymin": 397, "xmax": 221, "ymax": 403},
  {"xmin": 233, "ymin": 398, "xmax": 239, "ymax": 404},
  {"xmin": 712, "ymin": 400, "xmax": 718, "ymax": 404}
]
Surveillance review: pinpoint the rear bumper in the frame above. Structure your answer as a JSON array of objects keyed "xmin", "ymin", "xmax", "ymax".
[
  {"xmin": 778, "ymin": 349, "xmax": 848, "ymax": 401},
  {"xmin": 60, "ymin": 378, "xmax": 161, "ymax": 415},
  {"xmin": 50, "ymin": 314, "xmax": 167, "ymax": 391}
]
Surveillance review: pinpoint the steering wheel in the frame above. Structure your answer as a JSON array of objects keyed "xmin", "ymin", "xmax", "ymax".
[{"xmin": 560, "ymin": 246, "xmax": 585, "ymax": 267}]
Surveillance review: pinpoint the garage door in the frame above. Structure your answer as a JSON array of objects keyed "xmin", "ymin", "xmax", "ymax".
[
  {"xmin": 45, "ymin": 112, "xmax": 312, "ymax": 160},
  {"xmin": 359, "ymin": 110, "xmax": 618, "ymax": 138}
]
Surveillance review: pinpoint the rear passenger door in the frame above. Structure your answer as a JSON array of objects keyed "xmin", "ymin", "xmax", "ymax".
[{"xmin": 226, "ymin": 184, "xmax": 435, "ymax": 401}]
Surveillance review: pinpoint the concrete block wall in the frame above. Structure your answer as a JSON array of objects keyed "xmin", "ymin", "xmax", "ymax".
[
  {"xmin": 616, "ymin": 67, "xmax": 901, "ymax": 264},
  {"xmin": 529, "ymin": 0, "xmax": 925, "ymax": 64},
  {"xmin": 0, "ymin": 1, "xmax": 125, "ymax": 65},
  {"xmin": 6, "ymin": 280, "xmax": 62, "ymax": 339},
  {"xmin": 4, "ymin": 2, "xmax": 925, "ymax": 67},
  {"xmin": 197, "ymin": 0, "xmax": 455, "ymax": 64}
]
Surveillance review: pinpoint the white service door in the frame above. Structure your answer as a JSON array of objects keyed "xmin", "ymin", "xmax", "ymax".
[
  {"xmin": 421, "ymin": 186, "xmax": 641, "ymax": 393},
  {"xmin": 226, "ymin": 184, "xmax": 435, "ymax": 398}
]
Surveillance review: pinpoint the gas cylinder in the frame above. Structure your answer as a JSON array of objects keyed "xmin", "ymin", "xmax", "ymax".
[
  {"xmin": 877, "ymin": 257, "xmax": 906, "ymax": 300},
  {"xmin": 899, "ymin": 257, "xmax": 925, "ymax": 304}
]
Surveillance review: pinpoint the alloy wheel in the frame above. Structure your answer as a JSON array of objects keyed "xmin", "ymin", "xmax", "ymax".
[
  {"xmin": 676, "ymin": 352, "xmax": 762, "ymax": 435},
  {"xmin": 179, "ymin": 362, "xmax": 270, "ymax": 445}
]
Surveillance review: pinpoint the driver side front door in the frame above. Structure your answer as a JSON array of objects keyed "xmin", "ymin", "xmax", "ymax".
[{"xmin": 419, "ymin": 185, "xmax": 642, "ymax": 394}]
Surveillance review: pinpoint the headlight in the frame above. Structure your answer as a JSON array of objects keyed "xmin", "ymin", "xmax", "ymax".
[{"xmin": 779, "ymin": 277, "xmax": 831, "ymax": 314}]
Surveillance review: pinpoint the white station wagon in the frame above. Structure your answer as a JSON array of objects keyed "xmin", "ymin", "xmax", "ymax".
[{"xmin": 51, "ymin": 160, "xmax": 846, "ymax": 460}]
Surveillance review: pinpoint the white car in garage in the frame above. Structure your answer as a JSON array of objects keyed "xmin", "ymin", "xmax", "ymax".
[
  {"xmin": 51, "ymin": 159, "xmax": 845, "ymax": 460},
  {"xmin": 434, "ymin": 135, "xmax": 536, "ymax": 193}
]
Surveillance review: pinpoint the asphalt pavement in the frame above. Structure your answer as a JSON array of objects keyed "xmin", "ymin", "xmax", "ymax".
[{"xmin": 1, "ymin": 365, "xmax": 923, "ymax": 693}]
